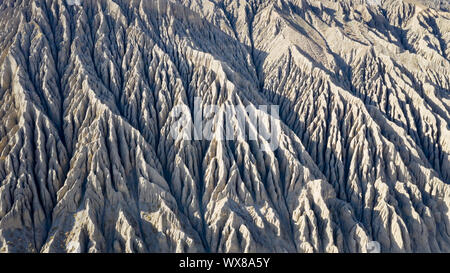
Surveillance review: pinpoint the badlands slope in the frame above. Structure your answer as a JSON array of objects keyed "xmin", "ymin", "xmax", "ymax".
[{"xmin": 0, "ymin": 0, "xmax": 449, "ymax": 253}]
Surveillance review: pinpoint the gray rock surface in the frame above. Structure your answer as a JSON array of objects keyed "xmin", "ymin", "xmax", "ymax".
[{"xmin": 0, "ymin": 0, "xmax": 449, "ymax": 253}]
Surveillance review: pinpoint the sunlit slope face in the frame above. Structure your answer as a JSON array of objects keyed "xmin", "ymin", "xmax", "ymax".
[
  {"xmin": 0, "ymin": 0, "xmax": 449, "ymax": 253},
  {"xmin": 410, "ymin": 0, "xmax": 450, "ymax": 10}
]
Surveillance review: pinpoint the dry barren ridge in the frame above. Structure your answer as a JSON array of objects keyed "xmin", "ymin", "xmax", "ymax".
[{"xmin": 0, "ymin": 0, "xmax": 449, "ymax": 253}]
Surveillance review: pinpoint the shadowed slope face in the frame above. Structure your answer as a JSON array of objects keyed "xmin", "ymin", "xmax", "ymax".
[{"xmin": 0, "ymin": 0, "xmax": 449, "ymax": 253}]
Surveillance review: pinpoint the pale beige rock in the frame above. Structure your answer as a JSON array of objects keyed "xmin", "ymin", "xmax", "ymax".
[{"xmin": 0, "ymin": 0, "xmax": 448, "ymax": 253}]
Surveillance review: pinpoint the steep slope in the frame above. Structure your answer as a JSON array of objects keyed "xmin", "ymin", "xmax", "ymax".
[{"xmin": 0, "ymin": 0, "xmax": 449, "ymax": 253}]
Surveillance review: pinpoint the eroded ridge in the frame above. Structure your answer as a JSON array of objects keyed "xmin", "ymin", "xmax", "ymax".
[{"xmin": 0, "ymin": 0, "xmax": 449, "ymax": 253}]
